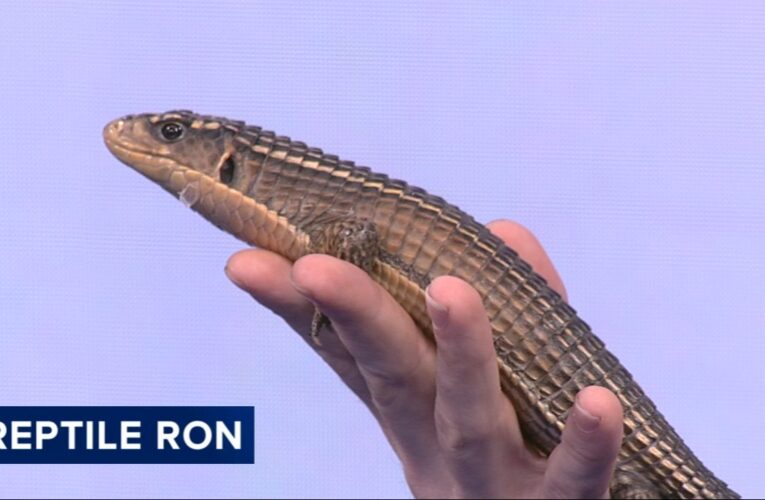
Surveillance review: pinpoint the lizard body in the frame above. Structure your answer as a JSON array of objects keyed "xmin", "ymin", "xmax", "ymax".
[{"xmin": 104, "ymin": 111, "xmax": 738, "ymax": 499}]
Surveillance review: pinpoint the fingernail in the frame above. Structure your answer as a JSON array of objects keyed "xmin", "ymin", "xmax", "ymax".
[
  {"xmin": 573, "ymin": 396, "xmax": 601, "ymax": 433},
  {"xmin": 425, "ymin": 285, "xmax": 449, "ymax": 330},
  {"xmin": 224, "ymin": 264, "xmax": 243, "ymax": 288}
]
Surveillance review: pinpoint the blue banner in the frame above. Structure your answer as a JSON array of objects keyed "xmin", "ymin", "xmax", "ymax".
[{"xmin": 0, "ymin": 406, "xmax": 254, "ymax": 464}]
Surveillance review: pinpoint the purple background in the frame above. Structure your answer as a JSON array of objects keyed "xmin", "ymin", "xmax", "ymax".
[{"xmin": 0, "ymin": 1, "xmax": 762, "ymax": 497}]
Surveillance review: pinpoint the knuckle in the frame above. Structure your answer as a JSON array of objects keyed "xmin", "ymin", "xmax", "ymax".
[
  {"xmin": 361, "ymin": 347, "xmax": 430, "ymax": 413},
  {"xmin": 562, "ymin": 432, "xmax": 609, "ymax": 466},
  {"xmin": 368, "ymin": 378, "xmax": 408, "ymax": 411},
  {"xmin": 365, "ymin": 366, "xmax": 428, "ymax": 414},
  {"xmin": 434, "ymin": 411, "xmax": 494, "ymax": 458}
]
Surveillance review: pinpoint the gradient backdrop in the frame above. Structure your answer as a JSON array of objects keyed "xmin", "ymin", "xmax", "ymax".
[{"xmin": 0, "ymin": 1, "xmax": 762, "ymax": 498}]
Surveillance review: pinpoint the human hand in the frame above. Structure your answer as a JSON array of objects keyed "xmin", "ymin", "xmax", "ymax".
[{"xmin": 225, "ymin": 220, "xmax": 623, "ymax": 499}]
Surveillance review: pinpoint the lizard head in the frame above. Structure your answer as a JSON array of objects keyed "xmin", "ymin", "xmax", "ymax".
[
  {"xmin": 103, "ymin": 110, "xmax": 249, "ymax": 201},
  {"xmin": 103, "ymin": 110, "xmax": 289, "ymax": 249}
]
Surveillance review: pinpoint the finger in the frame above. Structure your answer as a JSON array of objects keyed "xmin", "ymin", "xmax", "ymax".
[
  {"xmin": 427, "ymin": 276, "xmax": 528, "ymax": 496},
  {"xmin": 487, "ymin": 219, "xmax": 568, "ymax": 301},
  {"xmin": 291, "ymin": 254, "xmax": 434, "ymax": 388},
  {"xmin": 291, "ymin": 254, "xmax": 444, "ymax": 469},
  {"xmin": 542, "ymin": 386, "xmax": 623, "ymax": 499},
  {"xmin": 225, "ymin": 249, "xmax": 372, "ymax": 406},
  {"xmin": 226, "ymin": 249, "xmax": 315, "ymax": 332}
]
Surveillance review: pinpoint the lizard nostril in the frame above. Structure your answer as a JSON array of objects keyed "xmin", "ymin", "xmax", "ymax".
[{"xmin": 103, "ymin": 119, "xmax": 124, "ymax": 139}]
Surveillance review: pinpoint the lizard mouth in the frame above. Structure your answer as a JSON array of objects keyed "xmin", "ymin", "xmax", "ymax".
[
  {"xmin": 105, "ymin": 139, "xmax": 191, "ymax": 195},
  {"xmin": 103, "ymin": 118, "xmax": 193, "ymax": 196}
]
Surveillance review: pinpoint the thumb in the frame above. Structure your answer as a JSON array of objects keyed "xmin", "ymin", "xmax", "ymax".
[{"xmin": 542, "ymin": 386, "xmax": 623, "ymax": 499}]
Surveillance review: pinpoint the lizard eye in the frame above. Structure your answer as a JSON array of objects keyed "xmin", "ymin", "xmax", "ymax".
[{"xmin": 160, "ymin": 122, "xmax": 185, "ymax": 142}]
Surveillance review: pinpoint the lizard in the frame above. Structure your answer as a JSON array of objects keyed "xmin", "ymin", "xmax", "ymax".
[{"xmin": 103, "ymin": 110, "xmax": 739, "ymax": 499}]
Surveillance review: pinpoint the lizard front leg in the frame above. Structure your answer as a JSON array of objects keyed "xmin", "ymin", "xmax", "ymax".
[{"xmin": 305, "ymin": 220, "xmax": 380, "ymax": 344}]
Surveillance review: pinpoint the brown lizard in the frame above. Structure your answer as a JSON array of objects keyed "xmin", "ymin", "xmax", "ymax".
[{"xmin": 103, "ymin": 110, "xmax": 738, "ymax": 499}]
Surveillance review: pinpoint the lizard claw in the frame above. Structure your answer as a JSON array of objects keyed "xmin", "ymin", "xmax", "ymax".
[{"xmin": 310, "ymin": 307, "xmax": 331, "ymax": 346}]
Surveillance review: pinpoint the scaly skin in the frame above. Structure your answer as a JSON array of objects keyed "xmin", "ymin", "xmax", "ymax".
[{"xmin": 103, "ymin": 110, "xmax": 738, "ymax": 499}]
